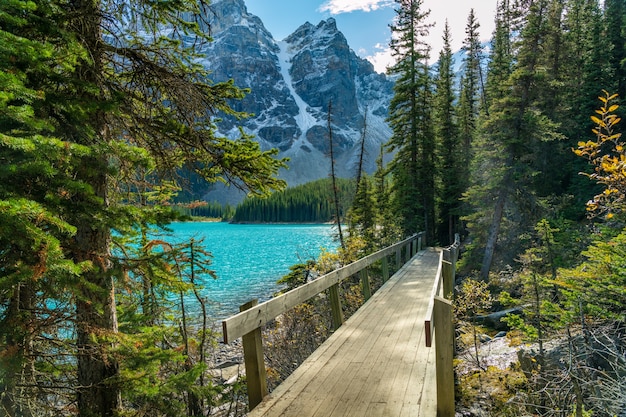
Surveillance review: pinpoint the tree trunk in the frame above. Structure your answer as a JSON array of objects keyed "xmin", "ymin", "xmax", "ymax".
[
  {"xmin": 73, "ymin": 158, "xmax": 120, "ymax": 417},
  {"xmin": 0, "ymin": 283, "xmax": 35, "ymax": 417},
  {"xmin": 68, "ymin": 1, "xmax": 121, "ymax": 414},
  {"xmin": 327, "ymin": 101, "xmax": 345, "ymax": 251},
  {"xmin": 480, "ymin": 189, "xmax": 507, "ymax": 280}
]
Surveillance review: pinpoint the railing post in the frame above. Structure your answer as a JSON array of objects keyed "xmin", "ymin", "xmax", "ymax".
[
  {"xmin": 418, "ymin": 234, "xmax": 422, "ymax": 252},
  {"xmin": 360, "ymin": 269, "xmax": 371, "ymax": 301},
  {"xmin": 442, "ymin": 244, "xmax": 458, "ymax": 301},
  {"xmin": 381, "ymin": 256, "xmax": 390, "ymax": 283},
  {"xmin": 240, "ymin": 300, "xmax": 268, "ymax": 410},
  {"xmin": 395, "ymin": 247, "xmax": 401, "ymax": 270},
  {"xmin": 434, "ymin": 296, "xmax": 455, "ymax": 417},
  {"xmin": 329, "ymin": 283, "xmax": 344, "ymax": 330}
]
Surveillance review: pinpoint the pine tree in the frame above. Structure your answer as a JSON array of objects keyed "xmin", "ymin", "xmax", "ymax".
[
  {"xmin": 485, "ymin": 0, "xmax": 515, "ymax": 101},
  {"xmin": 0, "ymin": 2, "xmax": 87, "ymax": 414},
  {"xmin": 347, "ymin": 176, "xmax": 377, "ymax": 252},
  {"xmin": 461, "ymin": 0, "xmax": 515, "ymax": 274},
  {"xmin": 386, "ymin": 0, "xmax": 435, "ymax": 240},
  {"xmin": 1, "ymin": 1, "xmax": 286, "ymax": 415},
  {"xmin": 604, "ymin": 0, "xmax": 626, "ymax": 105},
  {"xmin": 434, "ymin": 22, "xmax": 462, "ymax": 245},
  {"xmin": 465, "ymin": 0, "xmax": 563, "ymax": 279},
  {"xmin": 373, "ymin": 145, "xmax": 402, "ymax": 247},
  {"xmin": 457, "ymin": 8, "xmax": 484, "ymax": 167},
  {"xmin": 544, "ymin": 0, "xmax": 609, "ymax": 210}
]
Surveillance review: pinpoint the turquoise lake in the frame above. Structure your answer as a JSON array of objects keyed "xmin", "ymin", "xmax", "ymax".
[{"xmin": 168, "ymin": 222, "xmax": 338, "ymax": 320}]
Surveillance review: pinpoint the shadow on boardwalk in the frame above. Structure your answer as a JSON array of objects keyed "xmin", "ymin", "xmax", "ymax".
[{"xmin": 248, "ymin": 248, "xmax": 441, "ymax": 417}]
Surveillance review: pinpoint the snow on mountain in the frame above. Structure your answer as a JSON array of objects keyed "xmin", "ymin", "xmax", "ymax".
[{"xmin": 197, "ymin": 0, "xmax": 394, "ymax": 203}]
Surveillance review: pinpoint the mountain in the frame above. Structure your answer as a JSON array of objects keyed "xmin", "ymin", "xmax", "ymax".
[{"xmin": 197, "ymin": 0, "xmax": 394, "ymax": 203}]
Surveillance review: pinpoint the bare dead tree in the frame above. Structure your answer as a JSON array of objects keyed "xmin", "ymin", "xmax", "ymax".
[
  {"xmin": 354, "ymin": 106, "xmax": 368, "ymax": 196},
  {"xmin": 327, "ymin": 101, "xmax": 346, "ymax": 252}
]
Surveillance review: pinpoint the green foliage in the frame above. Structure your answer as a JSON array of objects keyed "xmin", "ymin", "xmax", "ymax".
[
  {"xmin": 559, "ymin": 229, "xmax": 626, "ymax": 321},
  {"xmin": 371, "ymin": 145, "xmax": 403, "ymax": 248},
  {"xmin": 347, "ymin": 175, "xmax": 377, "ymax": 251},
  {"xmin": 386, "ymin": 0, "xmax": 436, "ymax": 239},
  {"xmin": 276, "ymin": 260, "xmax": 317, "ymax": 293},
  {"xmin": 233, "ymin": 177, "xmax": 354, "ymax": 223},
  {"xmin": 0, "ymin": 0, "xmax": 286, "ymax": 415},
  {"xmin": 457, "ymin": 8, "xmax": 483, "ymax": 169},
  {"xmin": 434, "ymin": 22, "xmax": 463, "ymax": 246},
  {"xmin": 498, "ymin": 220, "xmax": 571, "ymax": 351},
  {"xmin": 561, "ymin": 91, "xmax": 626, "ymax": 321},
  {"xmin": 173, "ymin": 200, "xmax": 235, "ymax": 220},
  {"xmin": 463, "ymin": 0, "xmax": 567, "ymax": 279}
]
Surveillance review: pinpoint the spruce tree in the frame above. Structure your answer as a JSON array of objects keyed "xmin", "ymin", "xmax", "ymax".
[
  {"xmin": 373, "ymin": 145, "xmax": 401, "ymax": 247},
  {"xmin": 1, "ymin": 1, "xmax": 286, "ymax": 415},
  {"xmin": 434, "ymin": 22, "xmax": 462, "ymax": 245},
  {"xmin": 604, "ymin": 0, "xmax": 626, "ymax": 105},
  {"xmin": 465, "ymin": 0, "xmax": 563, "ymax": 279},
  {"xmin": 0, "ymin": 2, "xmax": 87, "ymax": 414},
  {"xmin": 347, "ymin": 176, "xmax": 377, "ymax": 252},
  {"xmin": 544, "ymin": 0, "xmax": 609, "ymax": 210},
  {"xmin": 386, "ymin": 0, "xmax": 435, "ymax": 240},
  {"xmin": 458, "ymin": 8, "xmax": 484, "ymax": 164}
]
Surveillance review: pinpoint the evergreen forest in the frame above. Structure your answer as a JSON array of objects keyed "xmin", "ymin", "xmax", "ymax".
[
  {"xmin": 2, "ymin": 0, "xmax": 626, "ymax": 416},
  {"xmin": 232, "ymin": 178, "xmax": 354, "ymax": 223}
]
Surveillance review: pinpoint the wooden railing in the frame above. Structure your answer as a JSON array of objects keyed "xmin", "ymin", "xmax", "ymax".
[
  {"xmin": 424, "ymin": 234, "xmax": 460, "ymax": 417},
  {"xmin": 221, "ymin": 232, "xmax": 425, "ymax": 410}
]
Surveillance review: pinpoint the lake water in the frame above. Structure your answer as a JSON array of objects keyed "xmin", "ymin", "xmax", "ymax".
[{"xmin": 168, "ymin": 222, "xmax": 338, "ymax": 320}]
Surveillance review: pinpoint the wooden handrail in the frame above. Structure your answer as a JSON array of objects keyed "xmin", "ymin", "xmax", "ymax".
[
  {"xmin": 424, "ymin": 249, "xmax": 444, "ymax": 347},
  {"xmin": 221, "ymin": 232, "xmax": 425, "ymax": 410},
  {"xmin": 222, "ymin": 232, "xmax": 424, "ymax": 343},
  {"xmin": 423, "ymin": 234, "xmax": 460, "ymax": 417}
]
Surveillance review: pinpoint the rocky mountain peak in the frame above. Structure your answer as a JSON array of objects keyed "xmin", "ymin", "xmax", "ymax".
[
  {"xmin": 197, "ymin": 0, "xmax": 394, "ymax": 202},
  {"xmin": 207, "ymin": 0, "xmax": 276, "ymax": 50},
  {"xmin": 285, "ymin": 18, "xmax": 342, "ymax": 47}
]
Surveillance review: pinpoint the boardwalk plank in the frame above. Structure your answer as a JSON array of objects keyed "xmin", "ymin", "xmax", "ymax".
[{"xmin": 248, "ymin": 248, "xmax": 441, "ymax": 417}]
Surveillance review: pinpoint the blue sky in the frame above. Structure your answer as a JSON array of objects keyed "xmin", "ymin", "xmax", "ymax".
[{"xmin": 245, "ymin": 0, "xmax": 499, "ymax": 73}]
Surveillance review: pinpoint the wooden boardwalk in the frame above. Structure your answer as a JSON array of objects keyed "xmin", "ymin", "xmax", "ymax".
[{"xmin": 248, "ymin": 248, "xmax": 442, "ymax": 417}]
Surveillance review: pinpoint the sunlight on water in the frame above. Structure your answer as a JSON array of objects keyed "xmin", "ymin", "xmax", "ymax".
[{"xmin": 167, "ymin": 222, "xmax": 338, "ymax": 320}]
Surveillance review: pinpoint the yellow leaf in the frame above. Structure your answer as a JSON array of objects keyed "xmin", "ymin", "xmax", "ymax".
[
  {"xmin": 591, "ymin": 115, "xmax": 604, "ymax": 126},
  {"xmin": 609, "ymin": 104, "xmax": 620, "ymax": 113}
]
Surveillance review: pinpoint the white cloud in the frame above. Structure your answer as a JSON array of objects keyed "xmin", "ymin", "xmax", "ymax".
[
  {"xmin": 319, "ymin": 0, "xmax": 394, "ymax": 14},
  {"xmin": 366, "ymin": 43, "xmax": 394, "ymax": 74}
]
